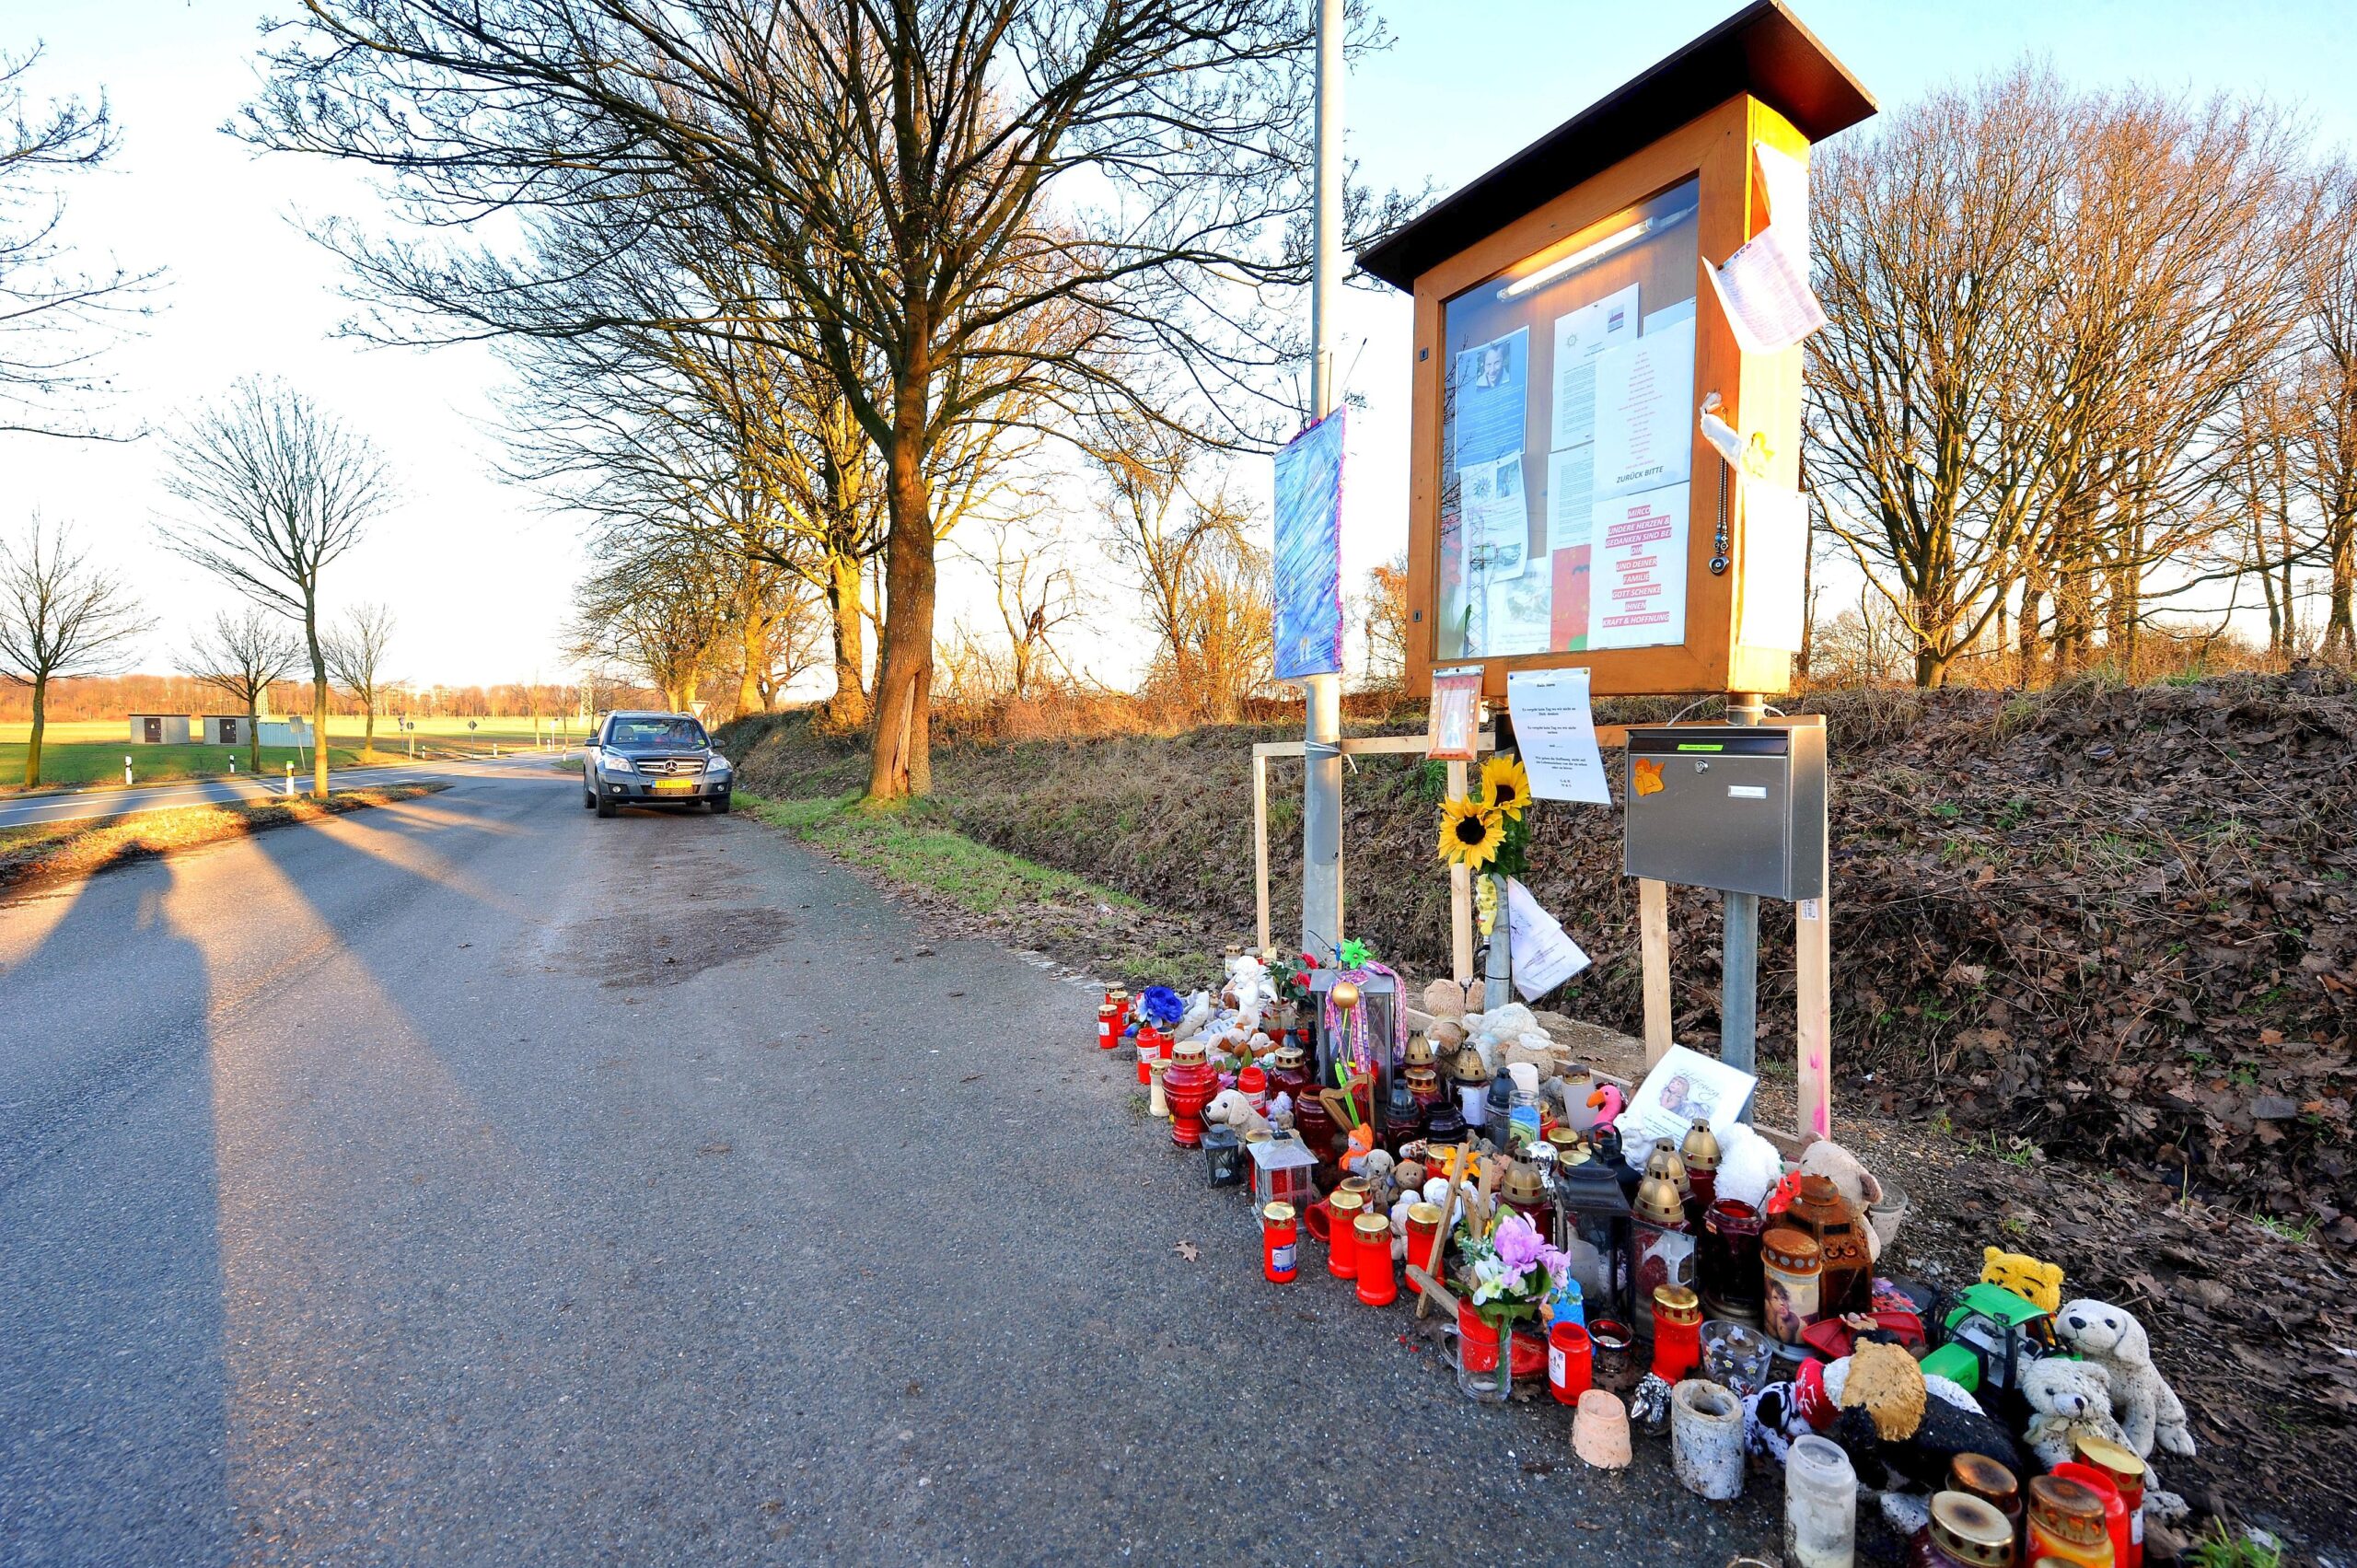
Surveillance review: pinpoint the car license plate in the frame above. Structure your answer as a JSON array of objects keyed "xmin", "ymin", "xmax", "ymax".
[{"xmin": 651, "ymin": 778, "xmax": 695, "ymax": 795}]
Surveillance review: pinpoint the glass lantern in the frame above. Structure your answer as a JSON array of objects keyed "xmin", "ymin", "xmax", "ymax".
[
  {"xmin": 1248, "ymin": 1136, "xmax": 1319, "ymax": 1228},
  {"xmin": 1308, "ymin": 968, "xmax": 1399, "ymax": 1089},
  {"xmin": 1550, "ymin": 1151, "xmax": 1634, "ymax": 1327},
  {"xmin": 1203, "ymin": 1124, "xmax": 1245, "ymax": 1186}
]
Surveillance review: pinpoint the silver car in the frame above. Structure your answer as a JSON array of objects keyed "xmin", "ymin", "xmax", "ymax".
[{"xmin": 583, "ymin": 711, "xmax": 734, "ymax": 819}]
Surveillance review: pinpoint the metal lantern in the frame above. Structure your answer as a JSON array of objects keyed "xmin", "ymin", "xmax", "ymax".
[
  {"xmin": 1248, "ymin": 1136, "xmax": 1319, "ymax": 1226},
  {"xmin": 1203, "ymin": 1123, "xmax": 1245, "ymax": 1186},
  {"xmin": 1550, "ymin": 1150, "xmax": 1634, "ymax": 1327},
  {"xmin": 1308, "ymin": 968, "xmax": 1399, "ymax": 1086},
  {"xmin": 1631, "ymin": 1168, "xmax": 1697, "ymax": 1337}
]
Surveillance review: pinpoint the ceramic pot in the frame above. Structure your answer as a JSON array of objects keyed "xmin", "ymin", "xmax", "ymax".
[{"xmin": 1572, "ymin": 1389, "xmax": 1631, "ymax": 1469}]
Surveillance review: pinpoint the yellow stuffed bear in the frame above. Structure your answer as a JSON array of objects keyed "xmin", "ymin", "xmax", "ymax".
[{"xmin": 1980, "ymin": 1246, "xmax": 2063, "ymax": 1314}]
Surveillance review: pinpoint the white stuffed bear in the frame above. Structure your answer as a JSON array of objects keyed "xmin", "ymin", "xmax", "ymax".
[
  {"xmin": 2021, "ymin": 1355, "xmax": 2132, "ymax": 1468},
  {"xmin": 2055, "ymin": 1299, "xmax": 2194, "ymax": 1458},
  {"xmin": 1713, "ymin": 1123, "xmax": 1786, "ymax": 1212}
]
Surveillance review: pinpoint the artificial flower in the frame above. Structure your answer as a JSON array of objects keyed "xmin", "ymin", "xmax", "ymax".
[
  {"xmin": 1480, "ymin": 753, "xmax": 1532, "ymax": 821},
  {"xmin": 1137, "ymin": 985, "xmax": 1186, "ymax": 1028},
  {"xmin": 1437, "ymin": 796, "xmax": 1504, "ymax": 870}
]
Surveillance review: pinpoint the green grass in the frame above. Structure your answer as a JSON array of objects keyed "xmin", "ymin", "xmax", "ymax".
[
  {"xmin": 742, "ymin": 790, "xmax": 1143, "ymax": 918},
  {"xmin": 0, "ymin": 740, "xmax": 379, "ymax": 792}
]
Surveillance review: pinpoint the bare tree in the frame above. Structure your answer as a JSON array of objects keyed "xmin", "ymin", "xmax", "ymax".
[
  {"xmin": 0, "ymin": 516, "xmax": 151, "ymax": 784},
  {"xmin": 181, "ymin": 607, "xmax": 303, "ymax": 772},
  {"xmin": 324, "ymin": 601, "xmax": 397, "ymax": 751},
  {"xmin": 160, "ymin": 378, "xmax": 396, "ymax": 796},
  {"xmin": 1359, "ymin": 553, "xmax": 1409, "ymax": 691},
  {"xmin": 0, "ymin": 46, "xmax": 159, "ymax": 439},
  {"xmin": 960, "ymin": 515, "xmax": 1084, "ymax": 701},
  {"xmin": 245, "ymin": 0, "xmax": 1416, "ymax": 798},
  {"xmin": 2302, "ymin": 161, "xmax": 2357, "ymax": 658}
]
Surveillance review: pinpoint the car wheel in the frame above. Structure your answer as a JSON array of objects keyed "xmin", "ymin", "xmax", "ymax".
[
  {"xmin": 595, "ymin": 793, "xmax": 615, "ymax": 819},
  {"xmin": 714, "ymin": 793, "xmax": 733, "ymax": 815},
  {"xmin": 582, "ymin": 788, "xmax": 596, "ymax": 809}
]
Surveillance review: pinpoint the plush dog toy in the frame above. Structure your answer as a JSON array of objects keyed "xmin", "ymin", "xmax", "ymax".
[
  {"xmin": 1202, "ymin": 1089, "xmax": 1270, "ymax": 1141},
  {"xmin": 2055, "ymin": 1298, "xmax": 2195, "ymax": 1458}
]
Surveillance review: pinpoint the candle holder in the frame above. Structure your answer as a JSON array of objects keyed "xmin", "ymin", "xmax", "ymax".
[
  {"xmin": 1698, "ymin": 1199, "xmax": 1766, "ymax": 1324},
  {"xmin": 1324, "ymin": 1190, "xmax": 1364, "ymax": 1279},
  {"xmin": 1551, "ymin": 1149, "xmax": 1635, "ymax": 1328},
  {"xmin": 1631, "ymin": 1169, "xmax": 1696, "ymax": 1336},
  {"xmin": 1247, "ymin": 1136, "xmax": 1318, "ymax": 1225},
  {"xmin": 1164, "ymin": 1040, "xmax": 1218, "ymax": 1148},
  {"xmin": 1651, "ymin": 1284, "xmax": 1703, "ymax": 1383},
  {"xmin": 1260, "ymin": 1202, "xmax": 1298, "ymax": 1282},
  {"xmin": 1353, "ymin": 1211, "xmax": 1397, "ymax": 1307},
  {"xmin": 1146, "ymin": 1056, "xmax": 1169, "ymax": 1120}
]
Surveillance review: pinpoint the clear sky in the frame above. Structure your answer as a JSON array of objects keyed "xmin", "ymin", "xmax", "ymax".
[{"xmin": 3, "ymin": 1, "xmax": 2351, "ymax": 687}]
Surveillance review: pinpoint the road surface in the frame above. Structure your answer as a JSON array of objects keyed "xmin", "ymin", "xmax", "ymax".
[
  {"xmin": 0, "ymin": 766, "xmax": 1778, "ymax": 1565},
  {"xmin": 0, "ymin": 752, "xmax": 572, "ymax": 830}
]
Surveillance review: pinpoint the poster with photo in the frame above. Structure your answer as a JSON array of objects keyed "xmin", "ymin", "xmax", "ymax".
[
  {"xmin": 1452, "ymin": 327, "xmax": 1529, "ymax": 471},
  {"xmin": 1485, "ymin": 548, "xmax": 1552, "ymax": 656}
]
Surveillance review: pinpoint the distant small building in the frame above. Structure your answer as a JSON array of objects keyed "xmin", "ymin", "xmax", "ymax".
[
  {"xmin": 128, "ymin": 714, "xmax": 192, "ymax": 745},
  {"xmin": 258, "ymin": 717, "xmax": 312, "ymax": 748},
  {"xmin": 198, "ymin": 714, "xmax": 250, "ymax": 746}
]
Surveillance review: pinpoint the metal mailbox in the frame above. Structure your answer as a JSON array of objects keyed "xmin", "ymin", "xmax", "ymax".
[{"xmin": 1622, "ymin": 724, "xmax": 1826, "ymax": 900}]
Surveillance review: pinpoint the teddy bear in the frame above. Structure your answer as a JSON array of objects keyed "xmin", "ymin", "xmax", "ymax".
[
  {"xmin": 2055, "ymin": 1297, "xmax": 2195, "ymax": 1458},
  {"xmin": 2021, "ymin": 1355, "xmax": 2132, "ymax": 1467},
  {"xmin": 1798, "ymin": 1139, "xmax": 1884, "ymax": 1262},
  {"xmin": 1980, "ymin": 1246, "xmax": 2065, "ymax": 1315}
]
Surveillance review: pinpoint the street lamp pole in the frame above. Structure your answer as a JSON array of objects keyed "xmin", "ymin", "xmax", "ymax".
[{"xmin": 1300, "ymin": 0, "xmax": 1345, "ymax": 962}]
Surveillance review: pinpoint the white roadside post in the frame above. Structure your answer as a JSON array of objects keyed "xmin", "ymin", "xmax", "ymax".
[
  {"xmin": 1299, "ymin": 0, "xmax": 1345, "ymax": 961},
  {"xmin": 123, "ymin": 755, "xmax": 133, "ymax": 786},
  {"xmin": 284, "ymin": 761, "xmax": 296, "ymax": 797}
]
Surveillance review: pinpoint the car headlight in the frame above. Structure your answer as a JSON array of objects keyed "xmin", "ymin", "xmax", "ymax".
[
  {"xmin": 601, "ymin": 755, "xmax": 638, "ymax": 774},
  {"xmin": 705, "ymin": 757, "xmax": 731, "ymax": 775}
]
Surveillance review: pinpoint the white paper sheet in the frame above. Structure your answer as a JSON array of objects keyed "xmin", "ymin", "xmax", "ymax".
[
  {"xmin": 1739, "ymin": 475, "xmax": 1809, "ymax": 653},
  {"xmin": 1484, "ymin": 549, "xmax": 1551, "ymax": 656},
  {"xmin": 1505, "ymin": 666, "xmax": 1612, "ymax": 805},
  {"xmin": 1588, "ymin": 484, "xmax": 1689, "ymax": 649},
  {"xmin": 1545, "ymin": 444, "xmax": 1595, "ymax": 555},
  {"xmin": 1461, "ymin": 454, "xmax": 1528, "ymax": 583},
  {"xmin": 1548, "ymin": 283, "xmax": 1639, "ymax": 453},
  {"xmin": 1642, "ymin": 296, "xmax": 1696, "ymax": 335},
  {"xmin": 1622, "ymin": 1044, "xmax": 1758, "ymax": 1154},
  {"xmin": 1704, "ymin": 142, "xmax": 1828, "ymax": 354},
  {"xmin": 1594, "ymin": 317, "xmax": 1695, "ymax": 499},
  {"xmin": 1505, "ymin": 877, "xmax": 1591, "ymax": 1000}
]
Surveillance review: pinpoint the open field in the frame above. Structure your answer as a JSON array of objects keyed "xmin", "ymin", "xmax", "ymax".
[{"xmin": 0, "ymin": 716, "xmax": 578, "ymax": 795}]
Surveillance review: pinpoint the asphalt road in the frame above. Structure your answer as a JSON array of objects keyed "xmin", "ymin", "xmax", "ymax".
[
  {"xmin": 0, "ymin": 753, "xmax": 573, "ymax": 830},
  {"xmin": 0, "ymin": 766, "xmax": 1781, "ymax": 1565}
]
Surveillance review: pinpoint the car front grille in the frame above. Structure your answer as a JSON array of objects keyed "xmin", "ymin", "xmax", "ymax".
[{"xmin": 636, "ymin": 756, "xmax": 707, "ymax": 776}]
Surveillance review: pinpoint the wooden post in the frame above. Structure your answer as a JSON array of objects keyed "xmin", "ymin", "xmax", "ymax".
[
  {"xmin": 1640, "ymin": 877, "xmax": 1672, "ymax": 1066},
  {"xmin": 1253, "ymin": 751, "xmax": 1271, "ymax": 954},
  {"xmin": 1447, "ymin": 758, "xmax": 1472, "ymax": 985},
  {"xmin": 1795, "ymin": 858, "xmax": 1832, "ymax": 1144}
]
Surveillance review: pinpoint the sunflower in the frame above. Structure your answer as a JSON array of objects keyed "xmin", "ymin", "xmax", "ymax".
[
  {"xmin": 1437, "ymin": 796, "xmax": 1505, "ymax": 870},
  {"xmin": 1480, "ymin": 754, "xmax": 1532, "ymax": 820}
]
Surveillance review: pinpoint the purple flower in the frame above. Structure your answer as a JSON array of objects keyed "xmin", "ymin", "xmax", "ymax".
[{"xmin": 1492, "ymin": 1212, "xmax": 1546, "ymax": 1272}]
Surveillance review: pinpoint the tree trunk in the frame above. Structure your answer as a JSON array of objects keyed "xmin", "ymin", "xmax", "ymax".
[
  {"xmin": 24, "ymin": 675, "xmax": 45, "ymax": 786},
  {"xmin": 2329, "ymin": 518, "xmax": 2356, "ymax": 658},
  {"xmin": 827, "ymin": 548, "xmax": 868, "ymax": 725},
  {"xmin": 866, "ymin": 381, "xmax": 936, "ymax": 801},
  {"xmin": 306, "ymin": 598, "xmax": 331, "ymax": 797},
  {"xmin": 363, "ymin": 695, "xmax": 376, "ymax": 751},
  {"xmin": 737, "ymin": 598, "xmax": 766, "ymax": 718},
  {"xmin": 246, "ymin": 692, "xmax": 263, "ymax": 773}
]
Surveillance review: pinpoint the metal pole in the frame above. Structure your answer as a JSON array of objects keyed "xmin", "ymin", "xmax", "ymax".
[
  {"xmin": 1299, "ymin": 0, "xmax": 1345, "ymax": 960},
  {"xmin": 1721, "ymin": 692, "xmax": 1765, "ymax": 1099}
]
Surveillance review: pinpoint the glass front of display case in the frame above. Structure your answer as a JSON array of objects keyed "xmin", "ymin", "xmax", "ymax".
[{"xmin": 1434, "ymin": 178, "xmax": 1701, "ymax": 663}]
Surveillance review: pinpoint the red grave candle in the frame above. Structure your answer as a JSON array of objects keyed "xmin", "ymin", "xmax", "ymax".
[
  {"xmin": 1261, "ymin": 1202, "xmax": 1298, "ymax": 1283},
  {"xmin": 1650, "ymin": 1284, "xmax": 1703, "ymax": 1383}
]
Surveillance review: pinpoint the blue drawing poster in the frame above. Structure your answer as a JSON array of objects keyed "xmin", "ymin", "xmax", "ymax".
[{"xmin": 1271, "ymin": 408, "xmax": 1346, "ymax": 682}]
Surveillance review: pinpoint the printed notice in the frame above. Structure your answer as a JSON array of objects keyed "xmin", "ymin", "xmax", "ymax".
[
  {"xmin": 1545, "ymin": 444, "xmax": 1595, "ymax": 554},
  {"xmin": 1463, "ymin": 454, "xmax": 1528, "ymax": 584},
  {"xmin": 1506, "ymin": 666, "xmax": 1612, "ymax": 806},
  {"xmin": 1485, "ymin": 549, "xmax": 1552, "ymax": 656},
  {"xmin": 1548, "ymin": 283, "xmax": 1638, "ymax": 453},
  {"xmin": 1589, "ymin": 484, "xmax": 1689, "ymax": 650},
  {"xmin": 1595, "ymin": 316, "xmax": 1695, "ymax": 499}
]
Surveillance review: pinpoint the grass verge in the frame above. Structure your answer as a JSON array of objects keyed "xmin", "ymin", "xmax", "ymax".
[
  {"xmin": 0, "ymin": 783, "xmax": 452, "ymax": 894},
  {"xmin": 738, "ymin": 790, "xmax": 1216, "ymax": 985}
]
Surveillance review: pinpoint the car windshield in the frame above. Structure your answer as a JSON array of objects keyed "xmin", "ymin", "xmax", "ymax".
[{"xmin": 608, "ymin": 718, "xmax": 707, "ymax": 749}]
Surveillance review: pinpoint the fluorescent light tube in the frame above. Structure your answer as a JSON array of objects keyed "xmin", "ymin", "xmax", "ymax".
[{"xmin": 1494, "ymin": 201, "xmax": 1697, "ymax": 302}]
